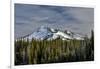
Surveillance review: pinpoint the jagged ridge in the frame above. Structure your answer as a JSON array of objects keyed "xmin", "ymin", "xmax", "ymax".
[{"xmin": 18, "ymin": 26, "xmax": 84, "ymax": 41}]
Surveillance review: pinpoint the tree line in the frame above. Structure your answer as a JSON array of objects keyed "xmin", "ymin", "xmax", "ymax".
[{"xmin": 15, "ymin": 30, "xmax": 94, "ymax": 65}]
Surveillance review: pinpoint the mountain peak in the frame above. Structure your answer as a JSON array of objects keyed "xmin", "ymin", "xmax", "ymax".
[{"xmin": 21, "ymin": 26, "xmax": 84, "ymax": 41}]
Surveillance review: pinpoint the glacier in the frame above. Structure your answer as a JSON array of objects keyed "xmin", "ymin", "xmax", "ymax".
[{"xmin": 17, "ymin": 26, "xmax": 84, "ymax": 41}]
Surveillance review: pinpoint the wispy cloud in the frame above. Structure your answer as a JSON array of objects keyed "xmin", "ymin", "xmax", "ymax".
[{"xmin": 15, "ymin": 4, "xmax": 94, "ymax": 38}]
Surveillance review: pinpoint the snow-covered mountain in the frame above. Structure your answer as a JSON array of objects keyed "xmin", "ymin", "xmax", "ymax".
[{"xmin": 18, "ymin": 26, "xmax": 84, "ymax": 41}]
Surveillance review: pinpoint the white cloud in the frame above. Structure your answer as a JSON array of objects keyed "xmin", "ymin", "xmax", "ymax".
[{"xmin": 15, "ymin": 4, "xmax": 94, "ymax": 38}]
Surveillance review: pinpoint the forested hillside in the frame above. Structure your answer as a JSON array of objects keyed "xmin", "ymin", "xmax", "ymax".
[{"xmin": 15, "ymin": 30, "xmax": 94, "ymax": 65}]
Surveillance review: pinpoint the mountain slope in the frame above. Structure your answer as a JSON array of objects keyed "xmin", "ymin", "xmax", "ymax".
[{"xmin": 20, "ymin": 26, "xmax": 84, "ymax": 41}]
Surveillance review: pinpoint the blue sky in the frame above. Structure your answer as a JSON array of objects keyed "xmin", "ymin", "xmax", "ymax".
[{"xmin": 15, "ymin": 4, "xmax": 94, "ymax": 39}]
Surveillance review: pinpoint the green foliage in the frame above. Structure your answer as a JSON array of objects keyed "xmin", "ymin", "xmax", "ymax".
[{"xmin": 15, "ymin": 31, "xmax": 94, "ymax": 65}]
